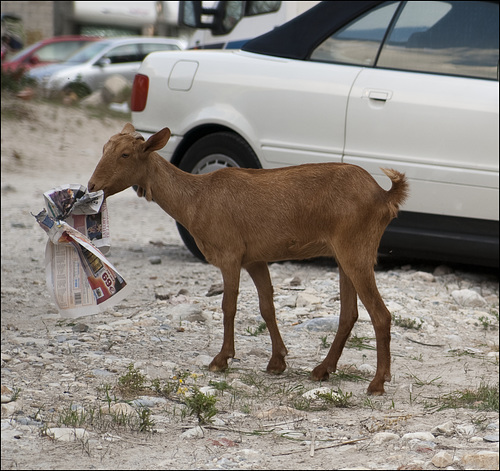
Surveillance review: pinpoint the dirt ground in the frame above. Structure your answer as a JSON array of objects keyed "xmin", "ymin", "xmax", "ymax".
[{"xmin": 1, "ymin": 96, "xmax": 498, "ymax": 470}]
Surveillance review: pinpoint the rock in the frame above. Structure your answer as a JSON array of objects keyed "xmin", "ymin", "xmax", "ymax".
[
  {"xmin": 181, "ymin": 426, "xmax": 204, "ymax": 439},
  {"xmin": 206, "ymin": 283, "xmax": 224, "ymax": 296},
  {"xmin": 412, "ymin": 271, "xmax": 435, "ymax": 282},
  {"xmin": 302, "ymin": 387, "xmax": 338, "ymax": 400},
  {"xmin": 72, "ymin": 323, "xmax": 89, "ymax": 333},
  {"xmin": 255, "ymin": 406, "xmax": 304, "ymax": 419},
  {"xmin": 401, "ymin": 431, "xmax": 435, "ymax": 442},
  {"xmin": 451, "ymin": 289, "xmax": 486, "ymax": 308},
  {"xmin": 148, "ymin": 256, "xmax": 162, "ymax": 265},
  {"xmin": 101, "ymin": 75, "xmax": 131, "ymax": 103},
  {"xmin": 107, "ymin": 402, "xmax": 136, "ymax": 416},
  {"xmin": 295, "ymin": 316, "xmax": 339, "ymax": 331},
  {"xmin": 289, "ymin": 276, "xmax": 303, "ymax": 287},
  {"xmin": 431, "ymin": 451, "xmax": 454, "ymax": 468},
  {"xmin": 372, "ymin": 432, "xmax": 399, "ymax": 444},
  {"xmin": 433, "ymin": 265, "xmax": 453, "ymax": 276},
  {"xmin": 46, "ymin": 427, "xmax": 90, "ymax": 441},
  {"xmin": 167, "ymin": 304, "xmax": 206, "ymax": 323},
  {"xmin": 460, "ymin": 451, "xmax": 499, "ymax": 469},
  {"xmin": 358, "ymin": 363, "xmax": 376, "ymax": 375},
  {"xmin": 1, "ymin": 401, "xmax": 20, "ymax": 416},
  {"xmin": 80, "ymin": 90, "xmax": 105, "ymax": 107},
  {"xmin": 198, "ymin": 386, "xmax": 217, "ymax": 396},
  {"xmin": 483, "ymin": 434, "xmax": 499, "ymax": 442},
  {"xmin": 431, "ymin": 421, "xmax": 454, "ymax": 436},
  {"xmin": 296, "ymin": 292, "xmax": 321, "ymax": 307}
]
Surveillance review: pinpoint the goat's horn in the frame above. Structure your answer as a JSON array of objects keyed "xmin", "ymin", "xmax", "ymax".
[{"xmin": 131, "ymin": 131, "xmax": 145, "ymax": 141}]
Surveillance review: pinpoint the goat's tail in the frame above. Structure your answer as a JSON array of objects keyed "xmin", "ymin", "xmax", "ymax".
[{"xmin": 381, "ymin": 168, "xmax": 409, "ymax": 218}]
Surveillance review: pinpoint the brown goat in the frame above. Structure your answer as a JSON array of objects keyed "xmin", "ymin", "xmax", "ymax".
[{"xmin": 88, "ymin": 123, "xmax": 409, "ymax": 395}]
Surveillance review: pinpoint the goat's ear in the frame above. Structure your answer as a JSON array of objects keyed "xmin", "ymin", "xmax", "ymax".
[
  {"xmin": 121, "ymin": 123, "xmax": 136, "ymax": 134},
  {"xmin": 143, "ymin": 127, "xmax": 171, "ymax": 154}
]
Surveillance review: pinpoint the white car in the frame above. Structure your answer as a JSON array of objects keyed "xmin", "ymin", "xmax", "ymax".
[
  {"xmin": 28, "ymin": 36, "xmax": 185, "ymax": 97},
  {"xmin": 131, "ymin": 1, "xmax": 499, "ymax": 267}
]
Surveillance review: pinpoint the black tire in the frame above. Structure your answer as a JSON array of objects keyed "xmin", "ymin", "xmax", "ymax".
[{"xmin": 176, "ymin": 132, "xmax": 261, "ymax": 261}]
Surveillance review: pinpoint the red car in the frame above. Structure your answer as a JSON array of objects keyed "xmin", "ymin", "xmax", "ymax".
[{"xmin": 1, "ymin": 35, "xmax": 101, "ymax": 73}]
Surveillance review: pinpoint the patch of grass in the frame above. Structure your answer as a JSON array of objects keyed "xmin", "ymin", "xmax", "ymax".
[
  {"xmin": 346, "ymin": 335, "xmax": 376, "ymax": 351},
  {"xmin": 392, "ymin": 314, "xmax": 423, "ymax": 330},
  {"xmin": 246, "ymin": 321, "xmax": 267, "ymax": 336},
  {"xmin": 209, "ymin": 379, "xmax": 232, "ymax": 393},
  {"xmin": 116, "ymin": 363, "xmax": 148, "ymax": 397},
  {"xmin": 437, "ymin": 382, "xmax": 499, "ymax": 412},
  {"xmin": 0, "ymin": 68, "xmax": 36, "ymax": 93},
  {"xmin": 183, "ymin": 387, "xmax": 218, "ymax": 424},
  {"xmin": 315, "ymin": 388, "xmax": 352, "ymax": 408},
  {"xmin": 477, "ymin": 310, "xmax": 499, "ymax": 330}
]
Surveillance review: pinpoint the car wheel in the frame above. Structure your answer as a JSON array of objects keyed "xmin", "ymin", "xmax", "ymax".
[
  {"xmin": 176, "ymin": 132, "xmax": 262, "ymax": 261},
  {"xmin": 63, "ymin": 82, "xmax": 91, "ymax": 99}
]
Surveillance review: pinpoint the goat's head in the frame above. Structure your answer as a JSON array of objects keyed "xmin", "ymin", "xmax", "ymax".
[{"xmin": 88, "ymin": 123, "xmax": 171, "ymax": 199}]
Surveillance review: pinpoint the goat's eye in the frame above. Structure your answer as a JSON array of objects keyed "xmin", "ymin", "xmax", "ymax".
[{"xmin": 121, "ymin": 153, "xmax": 130, "ymax": 158}]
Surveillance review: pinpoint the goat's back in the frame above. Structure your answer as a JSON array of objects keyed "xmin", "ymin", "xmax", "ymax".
[{"xmin": 190, "ymin": 163, "xmax": 407, "ymax": 264}]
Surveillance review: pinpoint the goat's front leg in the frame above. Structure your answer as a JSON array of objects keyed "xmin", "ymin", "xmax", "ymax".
[
  {"xmin": 245, "ymin": 261, "xmax": 287, "ymax": 374},
  {"xmin": 312, "ymin": 265, "xmax": 358, "ymax": 381},
  {"xmin": 209, "ymin": 266, "xmax": 240, "ymax": 372}
]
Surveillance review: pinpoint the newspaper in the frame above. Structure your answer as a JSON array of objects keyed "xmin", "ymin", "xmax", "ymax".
[
  {"xmin": 34, "ymin": 184, "xmax": 130, "ymax": 318},
  {"xmin": 43, "ymin": 184, "xmax": 110, "ymax": 254}
]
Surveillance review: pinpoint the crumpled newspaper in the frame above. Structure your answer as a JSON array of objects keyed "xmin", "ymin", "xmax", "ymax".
[{"xmin": 34, "ymin": 184, "xmax": 130, "ymax": 318}]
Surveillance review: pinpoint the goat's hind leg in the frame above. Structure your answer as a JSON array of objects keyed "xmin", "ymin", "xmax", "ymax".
[
  {"xmin": 209, "ymin": 266, "xmax": 240, "ymax": 372},
  {"xmin": 245, "ymin": 261, "xmax": 288, "ymax": 374},
  {"xmin": 311, "ymin": 265, "xmax": 358, "ymax": 381}
]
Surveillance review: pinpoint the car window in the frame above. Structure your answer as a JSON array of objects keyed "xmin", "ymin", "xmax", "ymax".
[
  {"xmin": 140, "ymin": 43, "xmax": 180, "ymax": 59},
  {"xmin": 65, "ymin": 41, "xmax": 111, "ymax": 64},
  {"xmin": 310, "ymin": 2, "xmax": 399, "ymax": 66},
  {"xmin": 377, "ymin": 1, "xmax": 499, "ymax": 80},
  {"xmin": 103, "ymin": 44, "xmax": 142, "ymax": 64},
  {"xmin": 32, "ymin": 41, "xmax": 89, "ymax": 62}
]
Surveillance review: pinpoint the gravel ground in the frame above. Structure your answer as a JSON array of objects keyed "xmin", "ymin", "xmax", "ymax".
[{"xmin": 1, "ymin": 96, "xmax": 499, "ymax": 470}]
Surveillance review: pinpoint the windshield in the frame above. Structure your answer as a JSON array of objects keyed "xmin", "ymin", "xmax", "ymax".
[
  {"xmin": 6, "ymin": 42, "xmax": 40, "ymax": 61},
  {"xmin": 62, "ymin": 41, "xmax": 111, "ymax": 64}
]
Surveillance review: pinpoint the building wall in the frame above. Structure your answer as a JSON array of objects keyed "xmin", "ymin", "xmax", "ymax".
[{"xmin": 1, "ymin": 1, "xmax": 55, "ymax": 45}]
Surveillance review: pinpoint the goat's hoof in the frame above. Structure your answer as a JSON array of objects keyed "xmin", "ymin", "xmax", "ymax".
[
  {"xmin": 367, "ymin": 382, "xmax": 385, "ymax": 396},
  {"xmin": 266, "ymin": 357, "xmax": 286, "ymax": 374},
  {"xmin": 208, "ymin": 359, "xmax": 228, "ymax": 372},
  {"xmin": 311, "ymin": 365, "xmax": 330, "ymax": 382}
]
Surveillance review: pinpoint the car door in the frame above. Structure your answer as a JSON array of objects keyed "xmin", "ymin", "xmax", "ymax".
[
  {"xmin": 343, "ymin": 1, "xmax": 499, "ymax": 221},
  {"xmin": 87, "ymin": 43, "xmax": 143, "ymax": 90}
]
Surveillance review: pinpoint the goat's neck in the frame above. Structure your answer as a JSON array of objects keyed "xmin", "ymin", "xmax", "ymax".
[{"xmin": 141, "ymin": 152, "xmax": 201, "ymax": 228}]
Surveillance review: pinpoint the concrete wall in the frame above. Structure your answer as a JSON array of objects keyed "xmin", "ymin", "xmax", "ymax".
[{"xmin": 1, "ymin": 1, "xmax": 57, "ymax": 45}]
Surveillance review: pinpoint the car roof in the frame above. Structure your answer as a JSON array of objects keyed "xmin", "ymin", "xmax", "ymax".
[{"xmin": 242, "ymin": 1, "xmax": 383, "ymax": 60}]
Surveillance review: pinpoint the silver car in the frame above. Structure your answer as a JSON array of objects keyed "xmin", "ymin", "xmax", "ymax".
[{"xmin": 28, "ymin": 36, "xmax": 185, "ymax": 97}]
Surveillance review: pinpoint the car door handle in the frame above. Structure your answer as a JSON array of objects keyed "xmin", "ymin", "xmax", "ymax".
[{"xmin": 363, "ymin": 89, "xmax": 392, "ymax": 102}]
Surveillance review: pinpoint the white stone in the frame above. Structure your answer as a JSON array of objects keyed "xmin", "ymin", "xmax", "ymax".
[
  {"xmin": 451, "ymin": 289, "xmax": 486, "ymax": 308},
  {"xmin": 296, "ymin": 292, "xmax": 321, "ymax": 308},
  {"xmin": 180, "ymin": 426, "xmax": 204, "ymax": 439},
  {"xmin": 107, "ymin": 402, "xmax": 136, "ymax": 416},
  {"xmin": 302, "ymin": 387, "xmax": 339, "ymax": 400},
  {"xmin": 372, "ymin": 432, "xmax": 399, "ymax": 444},
  {"xmin": 46, "ymin": 427, "xmax": 90, "ymax": 441},
  {"xmin": 460, "ymin": 451, "xmax": 499, "ymax": 469},
  {"xmin": 358, "ymin": 363, "xmax": 376, "ymax": 375},
  {"xmin": 431, "ymin": 451, "xmax": 454, "ymax": 468},
  {"xmin": 401, "ymin": 431, "xmax": 435, "ymax": 442}
]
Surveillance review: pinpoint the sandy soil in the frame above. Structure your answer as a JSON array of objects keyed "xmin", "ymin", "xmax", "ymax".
[{"xmin": 1, "ymin": 96, "xmax": 498, "ymax": 470}]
